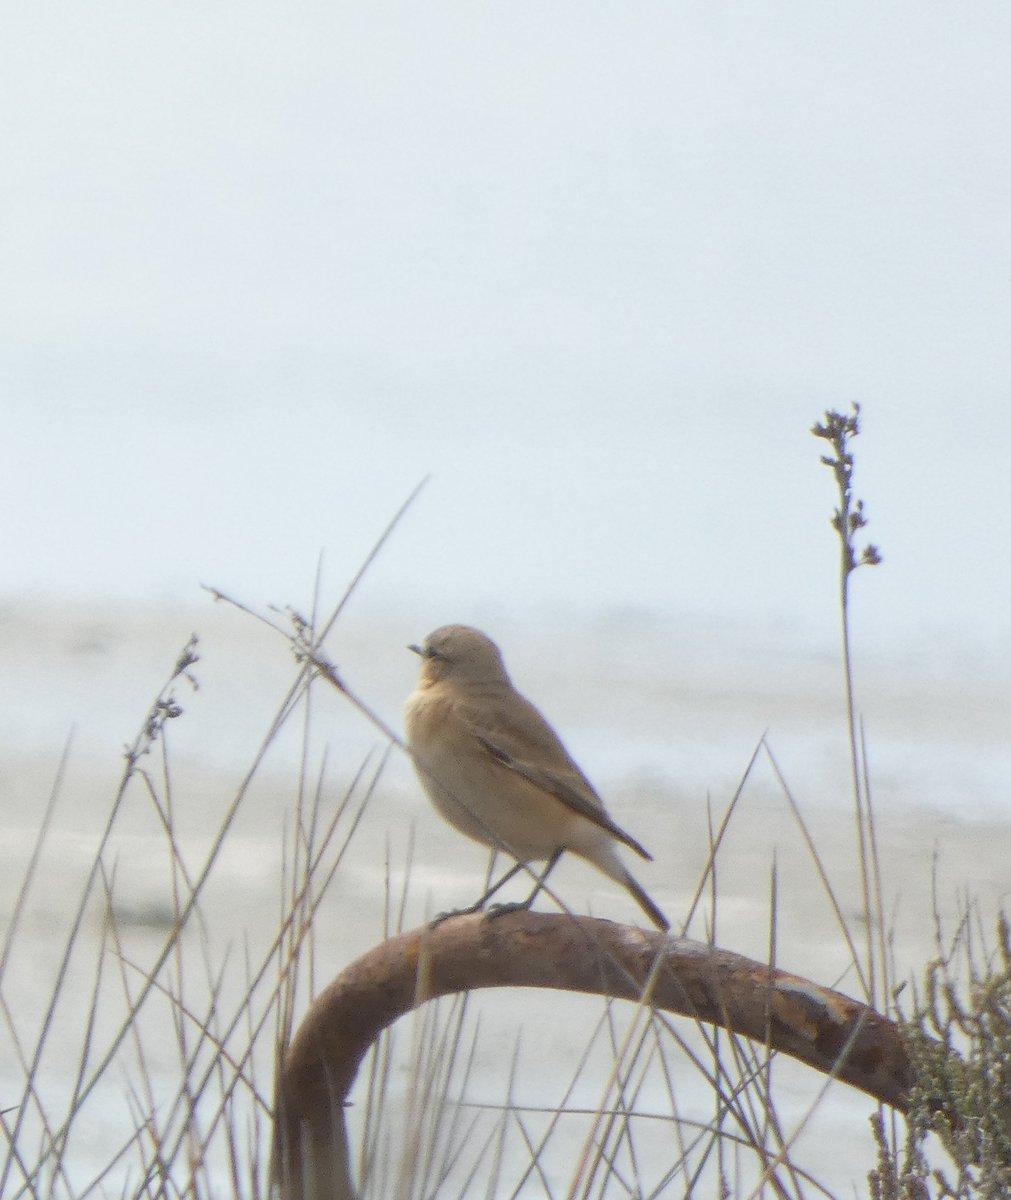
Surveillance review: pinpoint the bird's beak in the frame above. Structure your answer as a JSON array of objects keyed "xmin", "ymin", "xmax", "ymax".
[{"xmin": 408, "ymin": 643, "xmax": 425, "ymax": 656}]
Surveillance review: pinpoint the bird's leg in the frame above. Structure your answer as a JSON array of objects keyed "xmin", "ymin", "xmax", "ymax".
[
  {"xmin": 429, "ymin": 860, "xmax": 527, "ymax": 925},
  {"xmin": 486, "ymin": 849, "xmax": 565, "ymax": 919}
]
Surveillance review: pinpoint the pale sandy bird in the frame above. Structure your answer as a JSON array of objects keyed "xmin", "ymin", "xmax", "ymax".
[{"xmin": 405, "ymin": 624, "xmax": 669, "ymax": 931}]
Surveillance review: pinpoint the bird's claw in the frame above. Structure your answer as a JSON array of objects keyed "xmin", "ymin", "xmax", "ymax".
[
  {"xmin": 485, "ymin": 901, "xmax": 531, "ymax": 920},
  {"xmin": 428, "ymin": 903, "xmax": 485, "ymax": 928}
]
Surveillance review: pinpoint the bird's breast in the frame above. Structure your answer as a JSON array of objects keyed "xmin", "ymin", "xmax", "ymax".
[{"xmin": 405, "ymin": 685, "xmax": 455, "ymax": 748}]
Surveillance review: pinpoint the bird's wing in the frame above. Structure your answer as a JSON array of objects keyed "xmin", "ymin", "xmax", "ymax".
[{"xmin": 459, "ymin": 694, "xmax": 653, "ymax": 862}]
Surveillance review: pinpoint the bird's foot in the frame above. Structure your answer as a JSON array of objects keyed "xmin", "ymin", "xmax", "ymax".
[
  {"xmin": 428, "ymin": 902, "xmax": 485, "ymax": 928},
  {"xmin": 485, "ymin": 901, "xmax": 532, "ymax": 920}
]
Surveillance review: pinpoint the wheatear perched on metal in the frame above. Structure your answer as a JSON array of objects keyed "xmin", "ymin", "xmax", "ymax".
[{"xmin": 405, "ymin": 624, "xmax": 669, "ymax": 931}]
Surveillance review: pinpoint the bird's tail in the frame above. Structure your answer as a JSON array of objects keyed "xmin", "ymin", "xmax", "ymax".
[
  {"xmin": 580, "ymin": 839, "xmax": 670, "ymax": 932},
  {"xmin": 622, "ymin": 870, "xmax": 670, "ymax": 932}
]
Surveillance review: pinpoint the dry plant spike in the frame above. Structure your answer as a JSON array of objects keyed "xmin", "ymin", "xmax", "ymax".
[{"xmin": 273, "ymin": 911, "xmax": 917, "ymax": 1200}]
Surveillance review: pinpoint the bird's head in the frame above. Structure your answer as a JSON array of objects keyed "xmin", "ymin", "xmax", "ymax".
[{"xmin": 409, "ymin": 624, "xmax": 510, "ymax": 688}]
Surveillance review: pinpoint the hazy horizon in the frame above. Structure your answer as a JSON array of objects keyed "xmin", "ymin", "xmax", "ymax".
[{"xmin": 3, "ymin": 3, "xmax": 1010, "ymax": 666}]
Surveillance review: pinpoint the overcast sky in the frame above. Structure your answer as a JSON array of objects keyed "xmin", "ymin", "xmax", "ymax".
[{"xmin": 3, "ymin": 2, "xmax": 1010, "ymax": 652}]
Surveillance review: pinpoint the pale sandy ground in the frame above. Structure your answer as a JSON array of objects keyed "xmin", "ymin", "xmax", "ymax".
[{"xmin": 1, "ymin": 600, "xmax": 1008, "ymax": 1196}]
